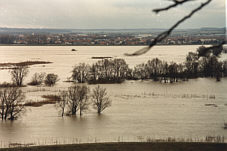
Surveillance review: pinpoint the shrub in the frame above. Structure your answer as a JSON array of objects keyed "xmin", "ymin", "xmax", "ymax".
[
  {"xmin": 28, "ymin": 72, "xmax": 46, "ymax": 86},
  {"xmin": 44, "ymin": 73, "xmax": 59, "ymax": 86}
]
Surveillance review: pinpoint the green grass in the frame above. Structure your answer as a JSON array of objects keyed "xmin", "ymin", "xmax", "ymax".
[{"xmin": 1, "ymin": 142, "xmax": 227, "ymax": 151}]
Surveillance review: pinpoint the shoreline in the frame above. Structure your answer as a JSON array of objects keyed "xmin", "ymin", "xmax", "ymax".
[
  {"xmin": 0, "ymin": 44, "xmax": 213, "ymax": 47},
  {"xmin": 0, "ymin": 142, "xmax": 227, "ymax": 151}
]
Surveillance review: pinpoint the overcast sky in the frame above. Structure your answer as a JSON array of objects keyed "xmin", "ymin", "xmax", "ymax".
[{"xmin": 0, "ymin": 0, "xmax": 225, "ymax": 29}]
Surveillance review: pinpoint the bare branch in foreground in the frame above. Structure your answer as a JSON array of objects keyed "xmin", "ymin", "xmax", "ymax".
[
  {"xmin": 153, "ymin": 0, "xmax": 195, "ymax": 14},
  {"xmin": 125, "ymin": 0, "xmax": 213, "ymax": 56},
  {"xmin": 198, "ymin": 41, "xmax": 226, "ymax": 57}
]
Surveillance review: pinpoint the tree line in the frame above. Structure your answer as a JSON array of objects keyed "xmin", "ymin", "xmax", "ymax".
[
  {"xmin": 132, "ymin": 46, "xmax": 227, "ymax": 82},
  {"xmin": 2, "ymin": 45, "xmax": 225, "ymax": 87},
  {"xmin": 72, "ymin": 46, "xmax": 227, "ymax": 83}
]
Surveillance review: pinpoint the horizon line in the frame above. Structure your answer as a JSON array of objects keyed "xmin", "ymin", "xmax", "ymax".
[{"xmin": 0, "ymin": 27, "xmax": 225, "ymax": 30}]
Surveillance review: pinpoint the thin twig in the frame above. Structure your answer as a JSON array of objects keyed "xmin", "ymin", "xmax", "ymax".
[
  {"xmin": 153, "ymin": 0, "xmax": 195, "ymax": 14},
  {"xmin": 125, "ymin": 0, "xmax": 213, "ymax": 56}
]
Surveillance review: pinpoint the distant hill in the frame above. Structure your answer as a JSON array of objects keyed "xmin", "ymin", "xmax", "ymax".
[
  {"xmin": 0, "ymin": 27, "xmax": 225, "ymax": 35},
  {"xmin": 0, "ymin": 28, "xmax": 72, "ymax": 34}
]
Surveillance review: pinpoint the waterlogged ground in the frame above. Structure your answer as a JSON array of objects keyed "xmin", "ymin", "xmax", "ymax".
[{"xmin": 0, "ymin": 46, "xmax": 227, "ymax": 147}]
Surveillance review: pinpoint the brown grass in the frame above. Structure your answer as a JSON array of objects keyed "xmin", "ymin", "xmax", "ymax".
[
  {"xmin": 0, "ymin": 82, "xmax": 17, "ymax": 88},
  {"xmin": 1, "ymin": 142, "xmax": 227, "ymax": 151}
]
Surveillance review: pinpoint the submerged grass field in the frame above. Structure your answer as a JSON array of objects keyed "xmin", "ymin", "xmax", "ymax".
[{"xmin": 0, "ymin": 142, "xmax": 227, "ymax": 151}]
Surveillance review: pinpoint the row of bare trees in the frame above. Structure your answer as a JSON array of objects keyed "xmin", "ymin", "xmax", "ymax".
[
  {"xmin": 71, "ymin": 46, "xmax": 226, "ymax": 83},
  {"xmin": 132, "ymin": 59, "xmax": 186, "ymax": 83},
  {"xmin": 57, "ymin": 85, "xmax": 111, "ymax": 116},
  {"xmin": 132, "ymin": 47, "xmax": 227, "ymax": 82}
]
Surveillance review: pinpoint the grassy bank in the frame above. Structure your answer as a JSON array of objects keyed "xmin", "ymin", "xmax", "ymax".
[{"xmin": 0, "ymin": 142, "xmax": 227, "ymax": 151}]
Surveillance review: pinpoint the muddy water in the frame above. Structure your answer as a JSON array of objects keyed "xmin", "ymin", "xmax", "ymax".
[{"xmin": 0, "ymin": 46, "xmax": 227, "ymax": 146}]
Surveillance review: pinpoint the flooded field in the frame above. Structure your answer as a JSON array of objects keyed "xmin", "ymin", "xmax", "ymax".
[{"xmin": 0, "ymin": 46, "xmax": 227, "ymax": 147}]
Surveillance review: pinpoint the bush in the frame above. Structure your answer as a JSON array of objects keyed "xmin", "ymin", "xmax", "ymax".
[
  {"xmin": 44, "ymin": 73, "xmax": 59, "ymax": 86},
  {"xmin": 28, "ymin": 72, "xmax": 46, "ymax": 86}
]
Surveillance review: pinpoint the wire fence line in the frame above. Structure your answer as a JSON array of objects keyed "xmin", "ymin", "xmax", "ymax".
[{"xmin": 0, "ymin": 135, "xmax": 225, "ymax": 148}]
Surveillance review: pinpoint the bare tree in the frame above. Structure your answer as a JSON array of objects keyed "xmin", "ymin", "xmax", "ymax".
[
  {"xmin": 10, "ymin": 66, "xmax": 29, "ymax": 86},
  {"xmin": 72, "ymin": 63, "xmax": 91, "ymax": 83},
  {"xmin": 78, "ymin": 85, "xmax": 90, "ymax": 116},
  {"xmin": 91, "ymin": 85, "xmax": 111, "ymax": 114},
  {"xmin": 67, "ymin": 85, "xmax": 80, "ymax": 115},
  {"xmin": 67, "ymin": 85, "xmax": 90, "ymax": 116},
  {"xmin": 133, "ymin": 63, "xmax": 148, "ymax": 80},
  {"xmin": 57, "ymin": 90, "xmax": 68, "ymax": 117},
  {"xmin": 0, "ymin": 90, "xmax": 5, "ymax": 120},
  {"xmin": 0, "ymin": 87, "xmax": 25, "ymax": 120}
]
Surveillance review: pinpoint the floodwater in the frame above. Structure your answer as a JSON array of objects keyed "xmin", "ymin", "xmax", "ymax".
[{"xmin": 0, "ymin": 46, "xmax": 227, "ymax": 147}]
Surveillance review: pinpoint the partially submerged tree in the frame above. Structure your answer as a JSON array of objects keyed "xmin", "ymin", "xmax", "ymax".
[
  {"xmin": 67, "ymin": 85, "xmax": 80, "ymax": 115},
  {"xmin": 196, "ymin": 46, "xmax": 224, "ymax": 81},
  {"xmin": 10, "ymin": 66, "xmax": 29, "ymax": 86},
  {"xmin": 77, "ymin": 85, "xmax": 90, "ymax": 116},
  {"xmin": 57, "ymin": 85, "xmax": 112, "ymax": 116},
  {"xmin": 145, "ymin": 58, "xmax": 163, "ymax": 81},
  {"xmin": 57, "ymin": 90, "xmax": 68, "ymax": 117},
  {"xmin": 91, "ymin": 85, "xmax": 111, "ymax": 114},
  {"xmin": 133, "ymin": 63, "xmax": 148, "ymax": 80},
  {"xmin": 185, "ymin": 52, "xmax": 199, "ymax": 78},
  {"xmin": 0, "ymin": 87, "xmax": 25, "ymax": 120},
  {"xmin": 44, "ymin": 73, "xmax": 59, "ymax": 86},
  {"xmin": 65, "ymin": 85, "xmax": 90, "ymax": 116}
]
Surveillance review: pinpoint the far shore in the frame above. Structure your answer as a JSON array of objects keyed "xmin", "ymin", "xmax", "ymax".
[{"xmin": 0, "ymin": 142, "xmax": 227, "ymax": 151}]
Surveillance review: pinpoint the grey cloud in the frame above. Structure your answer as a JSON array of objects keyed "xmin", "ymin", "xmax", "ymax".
[{"xmin": 0, "ymin": 0, "xmax": 225, "ymax": 29}]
